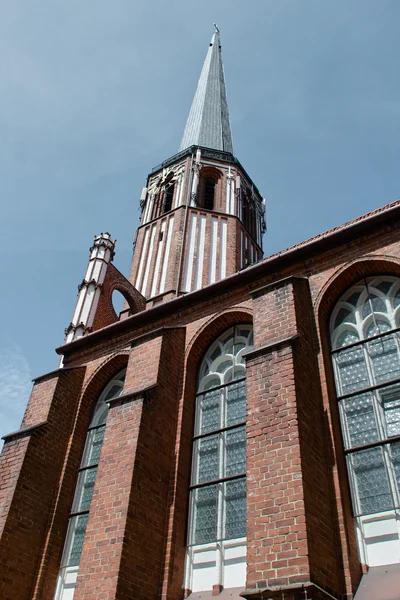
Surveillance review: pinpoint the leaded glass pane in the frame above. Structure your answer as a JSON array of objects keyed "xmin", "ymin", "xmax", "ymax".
[
  {"xmin": 62, "ymin": 514, "xmax": 89, "ymax": 567},
  {"xmin": 81, "ymin": 426, "xmax": 105, "ymax": 467},
  {"xmin": 380, "ymin": 384, "xmax": 400, "ymax": 438},
  {"xmin": 226, "ymin": 381, "xmax": 246, "ymax": 427},
  {"xmin": 195, "ymin": 435, "xmax": 219, "ymax": 484},
  {"xmin": 198, "ymin": 390, "xmax": 220, "ymax": 435},
  {"xmin": 224, "ymin": 479, "xmax": 246, "ymax": 539},
  {"xmin": 368, "ymin": 333, "xmax": 400, "ymax": 384},
  {"xmin": 217, "ymin": 359, "xmax": 233, "ymax": 374},
  {"xmin": 233, "ymin": 365, "xmax": 246, "ymax": 381},
  {"xmin": 225, "ymin": 427, "xmax": 246, "ymax": 477},
  {"xmin": 350, "ymin": 447, "xmax": 393, "ymax": 514},
  {"xmin": 72, "ymin": 467, "xmax": 97, "ymax": 513},
  {"xmin": 192, "ymin": 485, "xmax": 218, "ymax": 544},
  {"xmin": 391, "ymin": 442, "xmax": 400, "ymax": 495},
  {"xmin": 336, "ymin": 330, "xmax": 359, "ymax": 349},
  {"xmin": 334, "ymin": 346, "xmax": 369, "ymax": 395},
  {"xmin": 341, "ymin": 393, "xmax": 379, "ymax": 448},
  {"xmin": 362, "ymin": 295, "xmax": 387, "ymax": 319}
]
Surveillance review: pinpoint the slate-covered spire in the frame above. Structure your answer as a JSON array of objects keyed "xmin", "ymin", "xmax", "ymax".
[{"xmin": 179, "ymin": 27, "xmax": 233, "ymax": 153}]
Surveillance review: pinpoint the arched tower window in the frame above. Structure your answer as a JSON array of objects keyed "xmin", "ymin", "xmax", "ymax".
[
  {"xmin": 197, "ymin": 168, "xmax": 221, "ymax": 211},
  {"xmin": 55, "ymin": 370, "xmax": 126, "ymax": 600},
  {"xmin": 330, "ymin": 276, "xmax": 400, "ymax": 566},
  {"xmin": 162, "ymin": 182, "xmax": 175, "ymax": 213},
  {"xmin": 184, "ymin": 325, "xmax": 253, "ymax": 593}
]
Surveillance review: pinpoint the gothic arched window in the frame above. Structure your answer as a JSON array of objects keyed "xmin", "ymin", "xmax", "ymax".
[
  {"xmin": 184, "ymin": 325, "xmax": 253, "ymax": 593},
  {"xmin": 330, "ymin": 276, "xmax": 400, "ymax": 565},
  {"xmin": 162, "ymin": 182, "xmax": 175, "ymax": 213},
  {"xmin": 55, "ymin": 370, "xmax": 126, "ymax": 600}
]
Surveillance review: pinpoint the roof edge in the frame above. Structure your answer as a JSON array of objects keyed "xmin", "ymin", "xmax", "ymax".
[{"xmin": 56, "ymin": 199, "xmax": 400, "ymax": 358}]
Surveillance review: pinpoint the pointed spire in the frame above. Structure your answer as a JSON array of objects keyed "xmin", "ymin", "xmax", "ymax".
[{"xmin": 179, "ymin": 27, "xmax": 233, "ymax": 154}]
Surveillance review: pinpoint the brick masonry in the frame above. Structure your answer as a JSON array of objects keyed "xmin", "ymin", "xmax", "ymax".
[{"xmin": 1, "ymin": 202, "xmax": 400, "ymax": 598}]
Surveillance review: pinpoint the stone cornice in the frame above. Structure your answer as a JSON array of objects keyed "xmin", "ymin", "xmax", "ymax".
[
  {"xmin": 2, "ymin": 421, "xmax": 47, "ymax": 442},
  {"xmin": 243, "ymin": 334, "xmax": 300, "ymax": 361},
  {"xmin": 249, "ymin": 276, "xmax": 308, "ymax": 299},
  {"xmin": 107, "ymin": 384, "xmax": 158, "ymax": 407}
]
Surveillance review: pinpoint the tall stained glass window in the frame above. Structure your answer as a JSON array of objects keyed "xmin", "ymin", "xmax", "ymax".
[
  {"xmin": 330, "ymin": 277, "xmax": 400, "ymax": 517},
  {"xmin": 55, "ymin": 370, "xmax": 126, "ymax": 600},
  {"xmin": 185, "ymin": 325, "xmax": 253, "ymax": 592}
]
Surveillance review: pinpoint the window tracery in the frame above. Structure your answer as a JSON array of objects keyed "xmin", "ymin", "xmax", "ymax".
[
  {"xmin": 185, "ymin": 325, "xmax": 252, "ymax": 592},
  {"xmin": 330, "ymin": 277, "xmax": 400, "ymax": 520}
]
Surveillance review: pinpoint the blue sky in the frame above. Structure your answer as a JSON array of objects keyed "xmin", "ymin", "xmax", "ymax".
[{"xmin": 1, "ymin": 0, "xmax": 400, "ymax": 440}]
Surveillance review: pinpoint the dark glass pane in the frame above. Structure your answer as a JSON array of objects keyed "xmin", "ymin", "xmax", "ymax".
[
  {"xmin": 195, "ymin": 435, "xmax": 219, "ymax": 484},
  {"xmin": 72, "ymin": 467, "xmax": 97, "ymax": 513},
  {"xmin": 203, "ymin": 178, "xmax": 215, "ymax": 210},
  {"xmin": 192, "ymin": 485, "xmax": 218, "ymax": 544},
  {"xmin": 347, "ymin": 291, "xmax": 361, "ymax": 306},
  {"xmin": 351, "ymin": 447, "xmax": 393, "ymax": 514},
  {"xmin": 163, "ymin": 183, "xmax": 174, "ymax": 213},
  {"xmin": 341, "ymin": 393, "xmax": 379, "ymax": 448},
  {"xmin": 335, "ymin": 308, "xmax": 353, "ymax": 329},
  {"xmin": 225, "ymin": 427, "xmax": 246, "ymax": 476},
  {"xmin": 335, "ymin": 346, "xmax": 369, "ymax": 394},
  {"xmin": 376, "ymin": 281, "xmax": 393, "ymax": 295},
  {"xmin": 224, "ymin": 479, "xmax": 246, "ymax": 539},
  {"xmin": 226, "ymin": 381, "xmax": 246, "ymax": 427}
]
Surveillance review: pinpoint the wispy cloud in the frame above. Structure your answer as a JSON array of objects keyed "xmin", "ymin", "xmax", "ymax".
[{"xmin": 0, "ymin": 343, "xmax": 32, "ymax": 444}]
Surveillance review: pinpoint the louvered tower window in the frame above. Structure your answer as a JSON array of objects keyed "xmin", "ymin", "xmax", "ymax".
[
  {"xmin": 330, "ymin": 277, "xmax": 400, "ymax": 566},
  {"xmin": 203, "ymin": 178, "xmax": 215, "ymax": 210},
  {"xmin": 55, "ymin": 370, "xmax": 126, "ymax": 600},
  {"xmin": 184, "ymin": 325, "xmax": 253, "ymax": 592}
]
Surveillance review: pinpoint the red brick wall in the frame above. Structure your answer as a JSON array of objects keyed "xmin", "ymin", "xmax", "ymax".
[
  {"xmin": 0, "ymin": 367, "xmax": 86, "ymax": 600},
  {"xmin": 74, "ymin": 328, "xmax": 185, "ymax": 599}
]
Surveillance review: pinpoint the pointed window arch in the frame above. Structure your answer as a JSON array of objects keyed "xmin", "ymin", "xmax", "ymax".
[
  {"xmin": 55, "ymin": 370, "xmax": 126, "ymax": 600},
  {"xmin": 184, "ymin": 324, "xmax": 253, "ymax": 593},
  {"xmin": 330, "ymin": 276, "xmax": 400, "ymax": 565}
]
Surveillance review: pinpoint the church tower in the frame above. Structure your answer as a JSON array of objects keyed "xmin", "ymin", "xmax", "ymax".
[{"xmin": 128, "ymin": 28, "xmax": 266, "ymax": 306}]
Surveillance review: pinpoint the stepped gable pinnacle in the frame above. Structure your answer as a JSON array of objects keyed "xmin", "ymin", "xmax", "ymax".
[{"xmin": 179, "ymin": 27, "xmax": 233, "ymax": 154}]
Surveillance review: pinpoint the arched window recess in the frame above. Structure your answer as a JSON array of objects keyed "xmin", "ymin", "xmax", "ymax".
[
  {"xmin": 54, "ymin": 370, "xmax": 126, "ymax": 600},
  {"xmin": 184, "ymin": 324, "xmax": 253, "ymax": 593},
  {"xmin": 196, "ymin": 168, "xmax": 220, "ymax": 211},
  {"xmin": 329, "ymin": 275, "xmax": 400, "ymax": 566}
]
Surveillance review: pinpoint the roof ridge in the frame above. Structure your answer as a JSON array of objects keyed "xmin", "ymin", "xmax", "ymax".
[{"xmin": 262, "ymin": 199, "xmax": 400, "ymax": 263}]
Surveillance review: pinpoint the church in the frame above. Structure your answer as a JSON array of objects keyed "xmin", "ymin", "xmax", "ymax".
[{"xmin": 1, "ymin": 28, "xmax": 400, "ymax": 600}]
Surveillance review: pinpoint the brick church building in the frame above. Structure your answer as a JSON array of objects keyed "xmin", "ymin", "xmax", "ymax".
[{"xmin": 1, "ymin": 28, "xmax": 400, "ymax": 600}]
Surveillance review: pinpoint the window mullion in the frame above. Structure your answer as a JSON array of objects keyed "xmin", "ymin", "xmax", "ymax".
[{"xmin": 385, "ymin": 443, "xmax": 400, "ymax": 508}]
